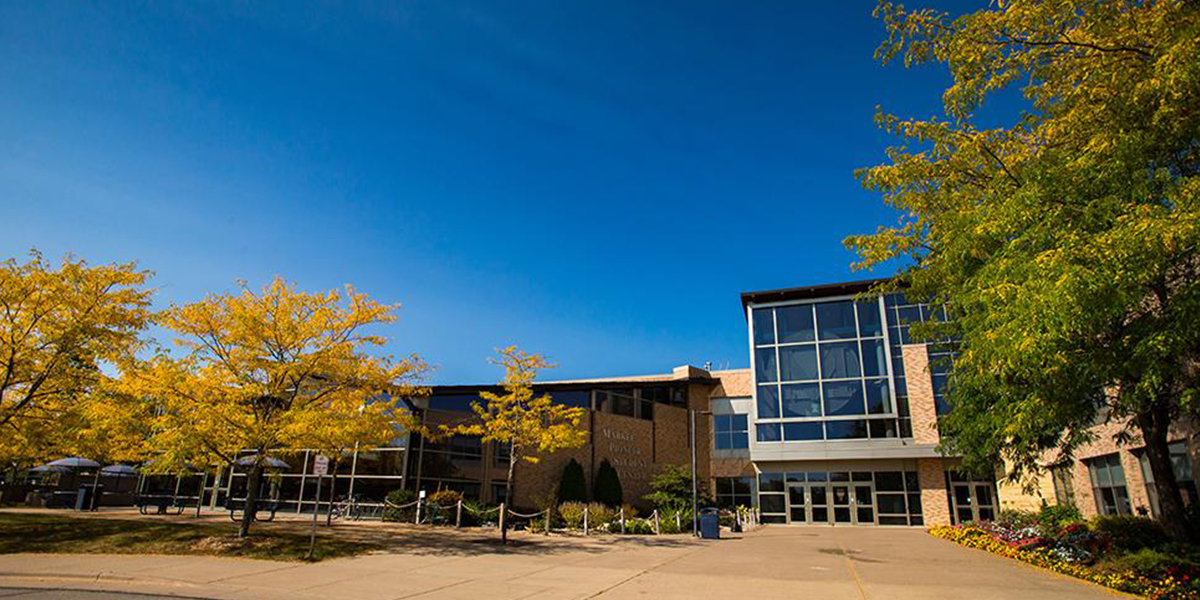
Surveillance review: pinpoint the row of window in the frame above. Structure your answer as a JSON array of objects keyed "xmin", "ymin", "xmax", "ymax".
[{"xmin": 1053, "ymin": 443, "xmax": 1197, "ymax": 519}]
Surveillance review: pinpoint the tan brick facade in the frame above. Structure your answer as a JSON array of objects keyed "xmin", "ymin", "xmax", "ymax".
[
  {"xmin": 917, "ymin": 457, "xmax": 952, "ymax": 526},
  {"xmin": 902, "ymin": 344, "xmax": 940, "ymax": 446}
]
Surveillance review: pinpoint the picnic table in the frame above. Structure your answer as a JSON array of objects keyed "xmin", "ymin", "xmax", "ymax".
[
  {"xmin": 136, "ymin": 494, "xmax": 187, "ymax": 515},
  {"xmin": 224, "ymin": 497, "xmax": 280, "ymax": 522}
]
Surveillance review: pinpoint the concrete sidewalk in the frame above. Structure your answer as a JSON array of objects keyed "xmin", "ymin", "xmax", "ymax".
[{"xmin": 0, "ymin": 527, "xmax": 1126, "ymax": 600}]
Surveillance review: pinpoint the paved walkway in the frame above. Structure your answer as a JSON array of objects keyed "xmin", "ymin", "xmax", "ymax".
[{"xmin": 0, "ymin": 526, "xmax": 1125, "ymax": 600}]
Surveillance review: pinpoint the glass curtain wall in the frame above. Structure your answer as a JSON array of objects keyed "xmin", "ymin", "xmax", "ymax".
[{"xmin": 752, "ymin": 297, "xmax": 899, "ymax": 443}]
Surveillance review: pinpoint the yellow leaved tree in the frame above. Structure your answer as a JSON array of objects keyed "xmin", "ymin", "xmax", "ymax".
[
  {"xmin": 120, "ymin": 277, "xmax": 426, "ymax": 537},
  {"xmin": 427, "ymin": 347, "xmax": 586, "ymax": 544},
  {"xmin": 0, "ymin": 251, "xmax": 153, "ymax": 465}
]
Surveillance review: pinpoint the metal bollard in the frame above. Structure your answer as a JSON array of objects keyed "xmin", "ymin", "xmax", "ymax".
[
  {"xmin": 619, "ymin": 507, "xmax": 626, "ymax": 534},
  {"xmin": 414, "ymin": 497, "xmax": 422, "ymax": 525},
  {"xmin": 654, "ymin": 510, "xmax": 660, "ymax": 535},
  {"xmin": 544, "ymin": 509, "xmax": 551, "ymax": 536},
  {"xmin": 456, "ymin": 499, "xmax": 462, "ymax": 528},
  {"xmin": 583, "ymin": 505, "xmax": 589, "ymax": 536}
]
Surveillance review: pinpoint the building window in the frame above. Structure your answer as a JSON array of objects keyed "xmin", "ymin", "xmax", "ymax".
[
  {"xmin": 1138, "ymin": 441, "xmax": 1198, "ymax": 518},
  {"xmin": 715, "ymin": 477, "xmax": 754, "ymax": 508},
  {"xmin": 714, "ymin": 414, "xmax": 749, "ymax": 450},
  {"xmin": 1050, "ymin": 463, "xmax": 1076, "ymax": 508},
  {"xmin": 751, "ymin": 298, "xmax": 900, "ymax": 442},
  {"xmin": 1086, "ymin": 454, "xmax": 1132, "ymax": 516},
  {"xmin": 883, "ymin": 293, "xmax": 955, "ymax": 424}
]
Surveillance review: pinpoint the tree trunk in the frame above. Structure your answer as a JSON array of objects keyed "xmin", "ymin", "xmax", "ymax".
[
  {"xmin": 502, "ymin": 452, "xmax": 516, "ymax": 545},
  {"xmin": 1137, "ymin": 405, "xmax": 1193, "ymax": 541},
  {"xmin": 239, "ymin": 463, "xmax": 263, "ymax": 539}
]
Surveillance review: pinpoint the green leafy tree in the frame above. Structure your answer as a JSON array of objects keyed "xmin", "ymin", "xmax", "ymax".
[
  {"xmin": 643, "ymin": 464, "xmax": 710, "ymax": 513},
  {"xmin": 848, "ymin": 0, "xmax": 1200, "ymax": 540},
  {"xmin": 557, "ymin": 458, "xmax": 588, "ymax": 503},
  {"xmin": 593, "ymin": 458, "xmax": 623, "ymax": 507}
]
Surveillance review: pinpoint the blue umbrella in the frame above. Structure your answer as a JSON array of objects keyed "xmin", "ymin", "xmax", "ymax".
[
  {"xmin": 45, "ymin": 457, "xmax": 101, "ymax": 469},
  {"xmin": 236, "ymin": 455, "xmax": 290, "ymax": 469},
  {"xmin": 102, "ymin": 464, "xmax": 139, "ymax": 475}
]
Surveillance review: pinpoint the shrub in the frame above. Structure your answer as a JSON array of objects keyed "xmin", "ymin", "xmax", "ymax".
[
  {"xmin": 558, "ymin": 501, "xmax": 587, "ymax": 529},
  {"xmin": 624, "ymin": 518, "xmax": 654, "ymax": 535},
  {"xmin": 1038, "ymin": 504, "xmax": 1083, "ymax": 535},
  {"xmin": 460, "ymin": 500, "xmax": 498, "ymax": 527},
  {"xmin": 1091, "ymin": 515, "xmax": 1169, "ymax": 552},
  {"xmin": 644, "ymin": 464, "xmax": 701, "ymax": 513},
  {"xmin": 383, "ymin": 488, "xmax": 417, "ymax": 522},
  {"xmin": 587, "ymin": 502, "xmax": 614, "ymax": 527},
  {"xmin": 428, "ymin": 489, "xmax": 463, "ymax": 508},
  {"xmin": 557, "ymin": 459, "xmax": 588, "ymax": 503},
  {"xmin": 998, "ymin": 509, "xmax": 1039, "ymax": 530},
  {"xmin": 594, "ymin": 459, "xmax": 623, "ymax": 507},
  {"xmin": 1099, "ymin": 545, "xmax": 1200, "ymax": 577}
]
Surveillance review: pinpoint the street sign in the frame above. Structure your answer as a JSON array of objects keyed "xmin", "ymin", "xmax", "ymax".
[{"xmin": 313, "ymin": 455, "xmax": 329, "ymax": 477}]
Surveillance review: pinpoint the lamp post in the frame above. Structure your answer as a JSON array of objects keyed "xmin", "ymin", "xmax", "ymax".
[{"xmin": 689, "ymin": 409, "xmax": 712, "ymax": 536}]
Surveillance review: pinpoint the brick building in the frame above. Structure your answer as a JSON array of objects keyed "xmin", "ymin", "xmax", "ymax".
[{"xmin": 184, "ymin": 277, "xmax": 1195, "ymax": 528}]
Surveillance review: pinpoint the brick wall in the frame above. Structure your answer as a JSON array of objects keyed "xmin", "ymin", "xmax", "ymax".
[
  {"xmin": 902, "ymin": 344, "xmax": 940, "ymax": 445},
  {"xmin": 917, "ymin": 457, "xmax": 951, "ymax": 526}
]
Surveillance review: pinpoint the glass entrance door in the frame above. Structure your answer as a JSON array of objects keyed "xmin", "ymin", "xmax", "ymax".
[
  {"xmin": 784, "ymin": 481, "xmax": 876, "ymax": 525},
  {"xmin": 787, "ymin": 485, "xmax": 806, "ymax": 523},
  {"xmin": 854, "ymin": 482, "xmax": 876, "ymax": 525},
  {"xmin": 809, "ymin": 485, "xmax": 829, "ymax": 523},
  {"xmin": 951, "ymin": 482, "xmax": 998, "ymax": 523},
  {"xmin": 831, "ymin": 484, "xmax": 852, "ymax": 523}
]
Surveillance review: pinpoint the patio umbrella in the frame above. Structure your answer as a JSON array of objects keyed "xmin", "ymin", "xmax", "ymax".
[
  {"xmin": 30, "ymin": 465, "xmax": 71, "ymax": 474},
  {"xmin": 235, "ymin": 455, "xmax": 290, "ymax": 469},
  {"xmin": 101, "ymin": 464, "xmax": 139, "ymax": 476},
  {"xmin": 44, "ymin": 457, "xmax": 101, "ymax": 469}
]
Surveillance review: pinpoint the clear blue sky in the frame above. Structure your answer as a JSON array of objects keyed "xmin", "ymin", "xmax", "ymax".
[{"xmin": 0, "ymin": 1, "xmax": 987, "ymax": 383}]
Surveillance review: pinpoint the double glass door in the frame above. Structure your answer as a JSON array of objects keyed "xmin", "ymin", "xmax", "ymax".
[
  {"xmin": 950, "ymin": 482, "xmax": 997, "ymax": 523},
  {"xmin": 787, "ymin": 482, "xmax": 876, "ymax": 525}
]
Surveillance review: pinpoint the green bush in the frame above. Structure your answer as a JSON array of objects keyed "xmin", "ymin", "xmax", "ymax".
[
  {"xmin": 1038, "ymin": 503, "xmax": 1083, "ymax": 534},
  {"xmin": 997, "ymin": 508, "xmax": 1038, "ymax": 530},
  {"xmin": 1091, "ymin": 515, "xmax": 1169, "ymax": 552},
  {"xmin": 383, "ymin": 488, "xmax": 417, "ymax": 522},
  {"xmin": 460, "ymin": 500, "xmax": 497, "ymax": 527},
  {"xmin": 624, "ymin": 517, "xmax": 654, "ymax": 534},
  {"xmin": 1098, "ymin": 544, "xmax": 1200, "ymax": 575},
  {"xmin": 587, "ymin": 502, "xmax": 615, "ymax": 527},
  {"xmin": 428, "ymin": 489, "xmax": 462, "ymax": 508},
  {"xmin": 657, "ymin": 509, "xmax": 692, "ymax": 534},
  {"xmin": 557, "ymin": 459, "xmax": 589, "ymax": 503},
  {"xmin": 594, "ymin": 459, "xmax": 623, "ymax": 507},
  {"xmin": 643, "ymin": 464, "xmax": 706, "ymax": 513},
  {"xmin": 558, "ymin": 501, "xmax": 587, "ymax": 529}
]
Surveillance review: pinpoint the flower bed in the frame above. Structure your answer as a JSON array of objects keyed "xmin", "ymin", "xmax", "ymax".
[{"xmin": 930, "ymin": 525, "xmax": 1197, "ymax": 600}]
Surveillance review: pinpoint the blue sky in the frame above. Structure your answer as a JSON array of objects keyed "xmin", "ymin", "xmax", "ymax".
[{"xmin": 0, "ymin": 1, "xmax": 988, "ymax": 383}]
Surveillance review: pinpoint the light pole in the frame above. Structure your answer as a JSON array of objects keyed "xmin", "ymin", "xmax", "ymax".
[{"xmin": 689, "ymin": 409, "xmax": 712, "ymax": 536}]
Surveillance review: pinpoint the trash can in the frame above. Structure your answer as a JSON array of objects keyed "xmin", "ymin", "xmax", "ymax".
[
  {"xmin": 75, "ymin": 484, "xmax": 102, "ymax": 511},
  {"xmin": 698, "ymin": 507, "xmax": 720, "ymax": 539}
]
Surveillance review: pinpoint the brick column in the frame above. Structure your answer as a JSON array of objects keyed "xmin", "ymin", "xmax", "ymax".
[
  {"xmin": 902, "ymin": 344, "xmax": 939, "ymax": 445},
  {"xmin": 918, "ymin": 458, "xmax": 951, "ymax": 526}
]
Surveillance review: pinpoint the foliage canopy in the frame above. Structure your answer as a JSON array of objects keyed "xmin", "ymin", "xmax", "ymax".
[{"xmin": 848, "ymin": 0, "xmax": 1200, "ymax": 538}]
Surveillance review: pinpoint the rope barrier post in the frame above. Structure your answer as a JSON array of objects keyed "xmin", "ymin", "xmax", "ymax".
[
  {"xmin": 654, "ymin": 509, "xmax": 660, "ymax": 535},
  {"xmin": 583, "ymin": 505, "xmax": 589, "ymax": 536},
  {"xmin": 456, "ymin": 499, "xmax": 462, "ymax": 528},
  {"xmin": 499, "ymin": 503, "xmax": 507, "ymax": 545},
  {"xmin": 675, "ymin": 511, "xmax": 681, "ymax": 530},
  {"xmin": 414, "ymin": 497, "xmax": 422, "ymax": 525},
  {"xmin": 544, "ymin": 508, "xmax": 550, "ymax": 536},
  {"xmin": 619, "ymin": 507, "xmax": 626, "ymax": 534}
]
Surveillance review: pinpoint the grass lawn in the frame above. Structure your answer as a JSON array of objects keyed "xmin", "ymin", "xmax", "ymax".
[{"xmin": 0, "ymin": 512, "xmax": 383, "ymax": 562}]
